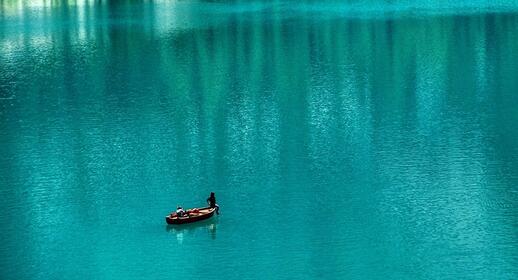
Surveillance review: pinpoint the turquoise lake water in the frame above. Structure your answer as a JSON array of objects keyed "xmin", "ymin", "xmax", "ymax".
[{"xmin": 1, "ymin": 1, "xmax": 517, "ymax": 279}]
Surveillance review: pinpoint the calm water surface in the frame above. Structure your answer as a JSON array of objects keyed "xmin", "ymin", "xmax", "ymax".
[{"xmin": 1, "ymin": 1, "xmax": 517, "ymax": 279}]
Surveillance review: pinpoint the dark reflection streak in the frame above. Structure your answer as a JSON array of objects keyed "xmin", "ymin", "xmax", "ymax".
[
  {"xmin": 192, "ymin": 29, "xmax": 206, "ymax": 186},
  {"xmin": 330, "ymin": 25, "xmax": 346, "ymax": 168},
  {"xmin": 0, "ymin": 4, "xmax": 5, "ymax": 40},
  {"xmin": 60, "ymin": 2, "xmax": 88, "ymax": 219},
  {"xmin": 21, "ymin": 2, "xmax": 31, "ymax": 55},
  {"xmin": 403, "ymin": 39, "xmax": 418, "ymax": 128},
  {"xmin": 277, "ymin": 19, "xmax": 312, "ymax": 196}
]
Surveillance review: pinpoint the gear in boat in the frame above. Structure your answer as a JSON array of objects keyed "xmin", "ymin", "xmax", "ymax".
[{"xmin": 166, "ymin": 207, "xmax": 217, "ymax": 224}]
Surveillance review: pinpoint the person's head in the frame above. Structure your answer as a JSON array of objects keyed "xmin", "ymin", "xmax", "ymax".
[
  {"xmin": 210, "ymin": 192, "xmax": 215, "ymax": 198},
  {"xmin": 177, "ymin": 205, "xmax": 182, "ymax": 209}
]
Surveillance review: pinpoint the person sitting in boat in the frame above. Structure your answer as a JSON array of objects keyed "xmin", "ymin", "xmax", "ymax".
[
  {"xmin": 176, "ymin": 206, "xmax": 187, "ymax": 217},
  {"xmin": 206, "ymin": 192, "xmax": 220, "ymax": 215}
]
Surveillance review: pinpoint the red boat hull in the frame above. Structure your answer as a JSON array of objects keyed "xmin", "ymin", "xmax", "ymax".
[{"xmin": 165, "ymin": 207, "xmax": 216, "ymax": 225}]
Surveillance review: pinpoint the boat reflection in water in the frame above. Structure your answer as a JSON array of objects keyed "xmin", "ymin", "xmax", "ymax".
[{"xmin": 166, "ymin": 217, "xmax": 218, "ymax": 243}]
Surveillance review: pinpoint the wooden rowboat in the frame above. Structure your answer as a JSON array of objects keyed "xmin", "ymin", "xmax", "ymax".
[{"xmin": 165, "ymin": 207, "xmax": 216, "ymax": 225}]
